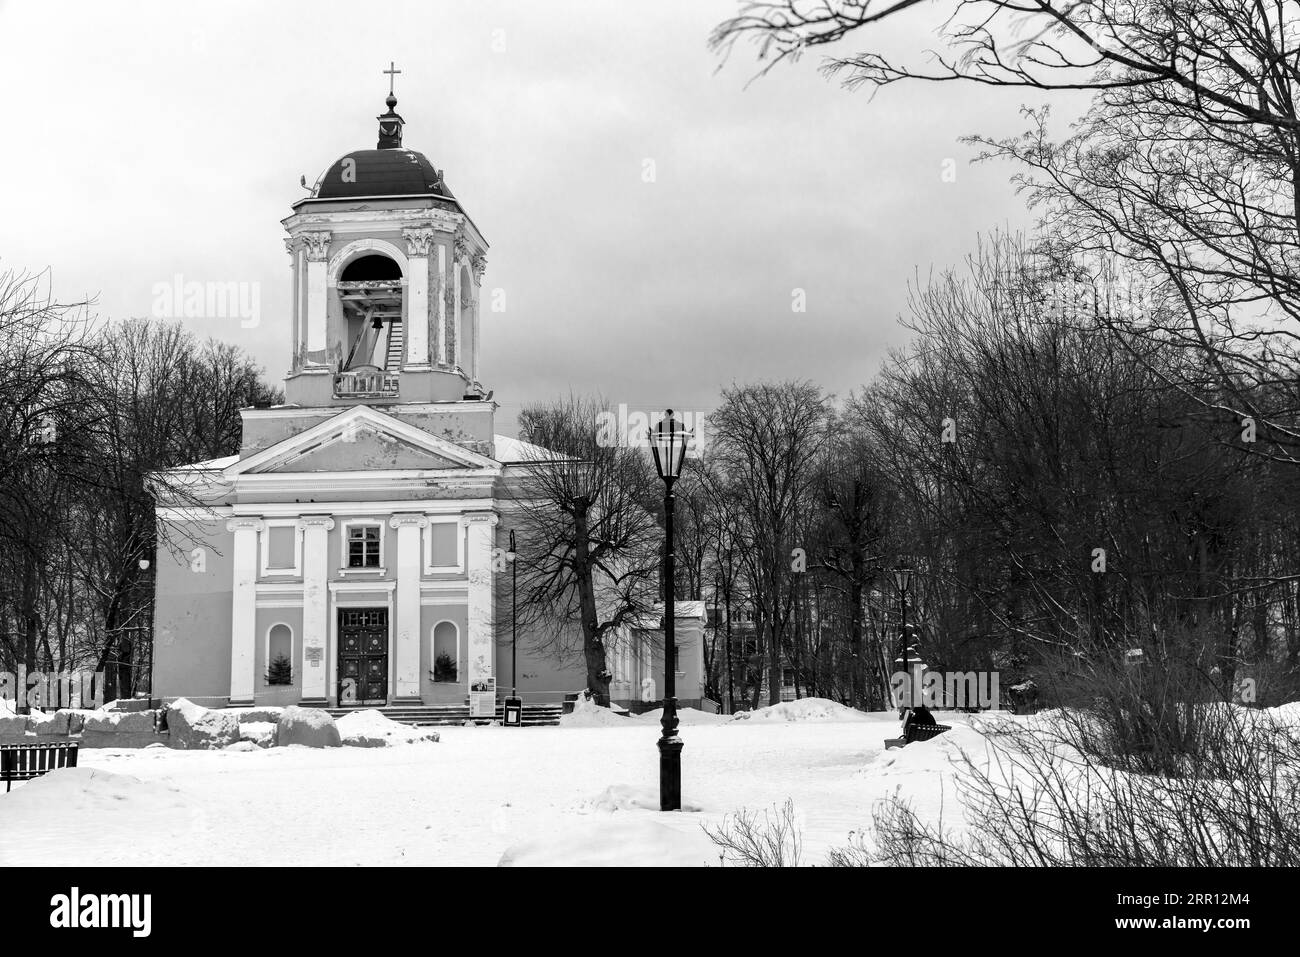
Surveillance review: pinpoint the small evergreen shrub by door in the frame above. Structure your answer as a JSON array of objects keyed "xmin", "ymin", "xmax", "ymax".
[
  {"xmin": 267, "ymin": 654, "xmax": 294, "ymax": 686},
  {"xmin": 433, "ymin": 652, "xmax": 457, "ymax": 683}
]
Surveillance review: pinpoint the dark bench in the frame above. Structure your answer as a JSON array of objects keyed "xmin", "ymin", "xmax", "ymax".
[
  {"xmin": 884, "ymin": 722, "xmax": 952, "ymax": 750},
  {"xmin": 0, "ymin": 742, "xmax": 79, "ymax": 792}
]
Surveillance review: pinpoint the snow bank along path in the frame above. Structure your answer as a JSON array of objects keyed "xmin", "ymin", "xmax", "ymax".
[{"xmin": 0, "ymin": 701, "xmax": 967, "ymax": 866}]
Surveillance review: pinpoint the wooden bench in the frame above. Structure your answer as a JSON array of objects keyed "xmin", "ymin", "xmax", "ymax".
[
  {"xmin": 0, "ymin": 742, "xmax": 79, "ymax": 792},
  {"xmin": 884, "ymin": 723, "xmax": 952, "ymax": 750}
]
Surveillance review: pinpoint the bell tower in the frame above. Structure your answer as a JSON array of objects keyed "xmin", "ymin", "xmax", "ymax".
[{"xmin": 280, "ymin": 68, "xmax": 489, "ymax": 408}]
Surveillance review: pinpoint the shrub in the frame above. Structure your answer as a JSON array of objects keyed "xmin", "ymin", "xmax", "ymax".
[
  {"xmin": 433, "ymin": 652, "xmax": 457, "ymax": 683},
  {"xmin": 266, "ymin": 654, "xmax": 293, "ymax": 686},
  {"xmin": 702, "ymin": 799, "xmax": 803, "ymax": 867}
]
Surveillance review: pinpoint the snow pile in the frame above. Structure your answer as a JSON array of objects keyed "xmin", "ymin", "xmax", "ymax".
[
  {"xmin": 579, "ymin": 784, "xmax": 661, "ymax": 813},
  {"xmin": 559, "ymin": 694, "xmax": 629, "ymax": 727},
  {"xmin": 503, "ymin": 783, "xmax": 711, "ymax": 865},
  {"xmin": 335, "ymin": 709, "xmax": 439, "ymax": 747},
  {"xmin": 577, "ymin": 784, "xmax": 702, "ymax": 814},
  {"xmin": 637, "ymin": 707, "xmax": 731, "ymax": 726},
  {"xmin": 732, "ymin": 697, "xmax": 872, "ymax": 723},
  {"xmin": 0, "ymin": 768, "xmax": 197, "ymax": 866},
  {"xmin": 499, "ymin": 817, "xmax": 717, "ymax": 866},
  {"xmin": 1264, "ymin": 701, "xmax": 1300, "ymax": 728}
]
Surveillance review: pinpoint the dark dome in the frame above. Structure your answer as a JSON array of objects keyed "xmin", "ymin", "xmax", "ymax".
[{"xmin": 313, "ymin": 148, "xmax": 452, "ymax": 200}]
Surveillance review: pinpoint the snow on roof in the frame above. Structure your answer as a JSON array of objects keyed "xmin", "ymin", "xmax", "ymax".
[{"xmin": 492, "ymin": 434, "xmax": 569, "ymax": 464}]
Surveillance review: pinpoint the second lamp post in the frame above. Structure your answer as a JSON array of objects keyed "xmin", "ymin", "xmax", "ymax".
[{"xmin": 892, "ymin": 562, "xmax": 913, "ymax": 706}]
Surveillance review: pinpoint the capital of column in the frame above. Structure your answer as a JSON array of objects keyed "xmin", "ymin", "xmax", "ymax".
[
  {"xmin": 296, "ymin": 515, "xmax": 336, "ymax": 531},
  {"xmin": 301, "ymin": 231, "xmax": 333, "ymax": 262},
  {"xmin": 283, "ymin": 237, "xmax": 296, "ymax": 257},
  {"xmin": 403, "ymin": 227, "xmax": 437, "ymax": 258},
  {"xmin": 226, "ymin": 518, "xmax": 266, "ymax": 534},
  {"xmin": 389, "ymin": 513, "xmax": 430, "ymax": 530},
  {"xmin": 470, "ymin": 254, "xmax": 487, "ymax": 283},
  {"xmin": 460, "ymin": 511, "xmax": 500, "ymax": 528}
]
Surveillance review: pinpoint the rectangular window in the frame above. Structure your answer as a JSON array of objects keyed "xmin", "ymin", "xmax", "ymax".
[
  {"xmin": 265, "ymin": 526, "xmax": 297, "ymax": 570},
  {"xmin": 429, "ymin": 523, "xmax": 458, "ymax": 568},
  {"xmin": 347, "ymin": 525, "xmax": 382, "ymax": 568}
]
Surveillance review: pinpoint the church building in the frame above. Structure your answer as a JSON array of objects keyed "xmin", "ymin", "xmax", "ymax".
[{"xmin": 149, "ymin": 76, "xmax": 707, "ymax": 716}]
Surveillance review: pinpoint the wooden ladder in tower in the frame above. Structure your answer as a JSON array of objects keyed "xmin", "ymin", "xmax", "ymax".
[{"xmin": 385, "ymin": 319, "xmax": 404, "ymax": 370}]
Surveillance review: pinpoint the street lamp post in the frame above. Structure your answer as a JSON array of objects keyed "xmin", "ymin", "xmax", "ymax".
[
  {"xmin": 502, "ymin": 531, "xmax": 524, "ymax": 728},
  {"xmin": 506, "ymin": 530, "xmax": 518, "ymax": 696},
  {"xmin": 892, "ymin": 562, "xmax": 913, "ymax": 708},
  {"xmin": 650, "ymin": 410, "xmax": 692, "ymax": 812}
]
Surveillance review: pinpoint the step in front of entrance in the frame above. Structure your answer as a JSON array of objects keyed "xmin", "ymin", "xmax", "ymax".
[{"xmin": 324, "ymin": 704, "xmax": 564, "ymax": 727}]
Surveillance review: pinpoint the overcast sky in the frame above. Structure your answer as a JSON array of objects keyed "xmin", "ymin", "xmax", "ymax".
[{"xmin": 0, "ymin": 0, "xmax": 1053, "ymax": 435}]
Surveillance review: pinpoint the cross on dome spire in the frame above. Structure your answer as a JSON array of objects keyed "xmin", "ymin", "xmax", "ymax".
[{"xmin": 376, "ymin": 61, "xmax": 405, "ymax": 149}]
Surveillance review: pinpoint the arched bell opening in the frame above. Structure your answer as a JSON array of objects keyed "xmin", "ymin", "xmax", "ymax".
[{"xmin": 338, "ymin": 254, "xmax": 404, "ymax": 372}]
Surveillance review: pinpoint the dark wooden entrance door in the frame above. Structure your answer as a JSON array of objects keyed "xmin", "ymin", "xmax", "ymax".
[{"xmin": 337, "ymin": 608, "xmax": 389, "ymax": 706}]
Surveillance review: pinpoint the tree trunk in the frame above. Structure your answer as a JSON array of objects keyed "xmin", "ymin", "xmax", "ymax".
[
  {"xmin": 572, "ymin": 504, "xmax": 610, "ymax": 705},
  {"xmin": 767, "ymin": 615, "xmax": 781, "ymax": 706}
]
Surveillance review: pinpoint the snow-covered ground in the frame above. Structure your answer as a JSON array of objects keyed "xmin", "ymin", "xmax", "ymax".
[{"xmin": 0, "ymin": 700, "xmax": 947, "ymax": 866}]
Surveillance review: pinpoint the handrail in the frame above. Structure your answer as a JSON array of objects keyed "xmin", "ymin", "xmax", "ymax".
[{"xmin": 334, "ymin": 367, "xmax": 399, "ymax": 398}]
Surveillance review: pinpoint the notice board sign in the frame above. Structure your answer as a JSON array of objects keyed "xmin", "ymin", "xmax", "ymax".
[{"xmin": 470, "ymin": 676, "xmax": 497, "ymax": 718}]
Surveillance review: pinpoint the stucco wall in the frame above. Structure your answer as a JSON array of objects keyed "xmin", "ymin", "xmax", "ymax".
[{"xmin": 153, "ymin": 517, "xmax": 235, "ymax": 705}]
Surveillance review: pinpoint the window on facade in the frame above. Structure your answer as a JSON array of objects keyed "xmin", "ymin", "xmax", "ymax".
[
  {"xmin": 266, "ymin": 525, "xmax": 297, "ymax": 570},
  {"xmin": 428, "ymin": 522, "xmax": 459, "ymax": 568},
  {"xmin": 347, "ymin": 525, "xmax": 382, "ymax": 568}
]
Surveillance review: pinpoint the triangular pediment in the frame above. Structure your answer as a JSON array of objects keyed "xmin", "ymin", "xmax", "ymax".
[{"xmin": 227, "ymin": 406, "xmax": 499, "ymax": 476}]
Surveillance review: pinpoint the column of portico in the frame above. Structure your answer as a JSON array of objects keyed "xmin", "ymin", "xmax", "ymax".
[
  {"xmin": 402, "ymin": 228, "xmax": 436, "ymax": 369},
  {"xmin": 436, "ymin": 242, "xmax": 448, "ymax": 364},
  {"xmin": 462, "ymin": 511, "xmax": 500, "ymax": 694},
  {"xmin": 298, "ymin": 515, "xmax": 335, "ymax": 703},
  {"xmin": 226, "ymin": 518, "xmax": 265, "ymax": 705},
  {"xmin": 389, "ymin": 513, "xmax": 428, "ymax": 702},
  {"xmin": 470, "ymin": 255, "xmax": 486, "ymax": 383},
  {"xmin": 302, "ymin": 231, "xmax": 332, "ymax": 364}
]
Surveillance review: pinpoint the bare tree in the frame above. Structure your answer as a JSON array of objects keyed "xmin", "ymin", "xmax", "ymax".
[
  {"xmin": 710, "ymin": 381, "xmax": 833, "ymax": 704},
  {"xmin": 509, "ymin": 395, "xmax": 663, "ymax": 704},
  {"xmin": 713, "ymin": 1, "xmax": 1300, "ymax": 459},
  {"xmin": 1, "ymin": 282, "xmax": 278, "ymax": 702},
  {"xmin": 807, "ymin": 412, "xmax": 894, "ymax": 707}
]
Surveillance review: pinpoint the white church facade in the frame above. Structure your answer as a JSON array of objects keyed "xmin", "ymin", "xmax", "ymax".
[{"xmin": 149, "ymin": 79, "xmax": 706, "ymax": 713}]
